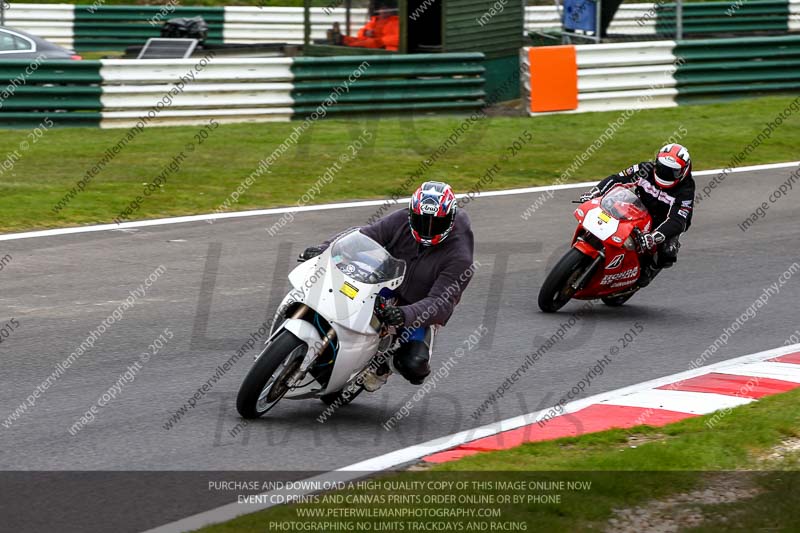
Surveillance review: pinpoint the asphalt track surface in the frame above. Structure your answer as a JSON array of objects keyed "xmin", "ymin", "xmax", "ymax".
[{"xmin": 1, "ymin": 165, "xmax": 798, "ymax": 531}]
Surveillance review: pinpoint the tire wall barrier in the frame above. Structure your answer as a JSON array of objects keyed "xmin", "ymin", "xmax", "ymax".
[
  {"xmin": 9, "ymin": 1, "xmax": 798, "ymax": 52},
  {"xmin": 0, "ymin": 53, "xmax": 485, "ymax": 129},
  {"xmin": 522, "ymin": 35, "xmax": 800, "ymax": 114}
]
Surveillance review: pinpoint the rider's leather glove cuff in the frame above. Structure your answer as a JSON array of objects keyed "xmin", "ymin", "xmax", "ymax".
[
  {"xmin": 579, "ymin": 187, "xmax": 600, "ymax": 202},
  {"xmin": 639, "ymin": 231, "xmax": 665, "ymax": 251},
  {"xmin": 377, "ymin": 305, "xmax": 405, "ymax": 327}
]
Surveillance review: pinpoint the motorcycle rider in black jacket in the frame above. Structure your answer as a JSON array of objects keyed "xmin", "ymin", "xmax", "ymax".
[{"xmin": 579, "ymin": 144, "xmax": 696, "ymax": 287}]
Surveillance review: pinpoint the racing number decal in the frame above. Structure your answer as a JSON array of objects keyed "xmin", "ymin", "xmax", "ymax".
[{"xmin": 339, "ymin": 282, "xmax": 359, "ymax": 300}]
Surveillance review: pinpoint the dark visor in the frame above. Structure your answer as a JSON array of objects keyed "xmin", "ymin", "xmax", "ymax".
[
  {"xmin": 410, "ymin": 212, "xmax": 453, "ymax": 239},
  {"xmin": 656, "ymin": 163, "xmax": 681, "ymax": 183}
]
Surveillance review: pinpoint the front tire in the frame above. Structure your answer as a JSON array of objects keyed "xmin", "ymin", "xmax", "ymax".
[
  {"xmin": 538, "ymin": 248, "xmax": 593, "ymax": 313},
  {"xmin": 236, "ymin": 330, "xmax": 306, "ymax": 419}
]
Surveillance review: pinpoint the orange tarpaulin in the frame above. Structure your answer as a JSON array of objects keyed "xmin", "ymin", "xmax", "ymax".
[{"xmin": 343, "ymin": 15, "xmax": 399, "ymax": 51}]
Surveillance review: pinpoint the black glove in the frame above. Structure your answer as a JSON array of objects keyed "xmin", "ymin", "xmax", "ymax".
[
  {"xmin": 638, "ymin": 231, "xmax": 665, "ymax": 251},
  {"xmin": 298, "ymin": 245, "xmax": 324, "ymax": 263},
  {"xmin": 579, "ymin": 187, "xmax": 600, "ymax": 202},
  {"xmin": 377, "ymin": 304, "xmax": 405, "ymax": 327}
]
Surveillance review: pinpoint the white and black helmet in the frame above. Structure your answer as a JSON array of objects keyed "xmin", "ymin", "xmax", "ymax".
[{"xmin": 654, "ymin": 143, "xmax": 691, "ymax": 189}]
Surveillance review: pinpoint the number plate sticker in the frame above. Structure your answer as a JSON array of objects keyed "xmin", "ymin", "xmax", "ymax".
[
  {"xmin": 339, "ymin": 282, "xmax": 359, "ymax": 300},
  {"xmin": 598, "ymin": 212, "xmax": 611, "ymax": 223}
]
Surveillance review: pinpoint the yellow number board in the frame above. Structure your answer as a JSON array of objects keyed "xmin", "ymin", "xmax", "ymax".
[{"xmin": 339, "ymin": 282, "xmax": 359, "ymax": 300}]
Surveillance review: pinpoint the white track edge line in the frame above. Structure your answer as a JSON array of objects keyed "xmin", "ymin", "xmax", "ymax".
[
  {"xmin": 145, "ymin": 342, "xmax": 800, "ymax": 533},
  {"xmin": 5, "ymin": 160, "xmax": 798, "ymax": 243}
]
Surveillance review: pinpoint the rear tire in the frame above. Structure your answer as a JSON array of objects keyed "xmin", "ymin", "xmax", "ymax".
[
  {"xmin": 602, "ymin": 292, "xmax": 636, "ymax": 307},
  {"xmin": 320, "ymin": 385, "xmax": 364, "ymax": 406},
  {"xmin": 236, "ymin": 330, "xmax": 305, "ymax": 419},
  {"xmin": 538, "ymin": 248, "xmax": 593, "ymax": 313}
]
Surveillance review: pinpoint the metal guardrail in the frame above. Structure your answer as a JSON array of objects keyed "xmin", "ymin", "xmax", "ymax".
[{"xmin": 0, "ymin": 53, "xmax": 485, "ymax": 128}]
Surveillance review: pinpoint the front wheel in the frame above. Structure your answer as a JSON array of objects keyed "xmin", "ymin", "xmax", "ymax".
[
  {"xmin": 538, "ymin": 248, "xmax": 593, "ymax": 313},
  {"xmin": 236, "ymin": 330, "xmax": 306, "ymax": 419}
]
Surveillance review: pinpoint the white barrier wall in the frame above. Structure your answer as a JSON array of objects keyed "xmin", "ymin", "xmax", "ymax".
[
  {"xmin": 791, "ymin": 1, "xmax": 800, "ymax": 30},
  {"xmin": 577, "ymin": 40, "xmax": 680, "ymax": 112},
  {"xmin": 98, "ymin": 58, "xmax": 296, "ymax": 126},
  {"xmin": 3, "ymin": 3, "xmax": 75, "ymax": 49}
]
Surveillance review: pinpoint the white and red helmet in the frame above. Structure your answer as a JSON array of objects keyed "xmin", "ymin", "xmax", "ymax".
[
  {"xmin": 408, "ymin": 181, "xmax": 457, "ymax": 246},
  {"xmin": 654, "ymin": 143, "xmax": 691, "ymax": 188}
]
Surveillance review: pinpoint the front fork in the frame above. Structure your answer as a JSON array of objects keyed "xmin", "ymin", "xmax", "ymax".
[
  {"xmin": 572, "ymin": 252, "xmax": 605, "ymax": 290},
  {"xmin": 571, "ymin": 236, "xmax": 605, "ymax": 291}
]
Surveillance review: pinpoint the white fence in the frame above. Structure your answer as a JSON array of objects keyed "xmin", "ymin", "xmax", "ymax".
[
  {"xmin": 3, "ymin": 4, "xmax": 75, "ymax": 48},
  {"xmin": 97, "ymin": 58, "xmax": 297, "ymax": 127},
  {"xmin": 791, "ymin": 0, "xmax": 800, "ymax": 30},
  {"xmin": 575, "ymin": 41, "xmax": 679, "ymax": 112}
]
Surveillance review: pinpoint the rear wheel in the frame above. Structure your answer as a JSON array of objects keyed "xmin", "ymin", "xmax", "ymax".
[
  {"xmin": 538, "ymin": 248, "xmax": 593, "ymax": 313},
  {"xmin": 320, "ymin": 385, "xmax": 364, "ymax": 406},
  {"xmin": 601, "ymin": 292, "xmax": 636, "ymax": 307},
  {"xmin": 236, "ymin": 330, "xmax": 306, "ymax": 419}
]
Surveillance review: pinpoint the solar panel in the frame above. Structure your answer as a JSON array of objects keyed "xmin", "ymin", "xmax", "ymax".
[{"xmin": 137, "ymin": 38, "xmax": 198, "ymax": 59}]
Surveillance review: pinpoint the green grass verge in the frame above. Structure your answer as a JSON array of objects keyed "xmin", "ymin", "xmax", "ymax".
[
  {"xmin": 0, "ymin": 95, "xmax": 797, "ymax": 233},
  {"xmin": 195, "ymin": 388, "xmax": 800, "ymax": 532}
]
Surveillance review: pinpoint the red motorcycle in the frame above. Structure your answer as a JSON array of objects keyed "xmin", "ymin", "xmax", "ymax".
[{"xmin": 538, "ymin": 184, "xmax": 654, "ymax": 312}]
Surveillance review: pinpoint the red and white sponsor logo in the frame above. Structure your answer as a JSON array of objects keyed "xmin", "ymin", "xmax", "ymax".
[
  {"xmin": 600, "ymin": 266, "xmax": 639, "ymax": 285},
  {"xmin": 606, "ymin": 254, "xmax": 625, "ymax": 270}
]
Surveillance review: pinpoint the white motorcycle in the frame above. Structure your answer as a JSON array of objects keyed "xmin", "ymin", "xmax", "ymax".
[{"xmin": 236, "ymin": 230, "xmax": 406, "ymax": 418}]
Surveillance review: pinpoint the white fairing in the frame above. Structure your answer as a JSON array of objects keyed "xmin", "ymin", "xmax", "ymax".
[
  {"xmin": 282, "ymin": 318, "xmax": 323, "ymax": 369},
  {"xmin": 276, "ymin": 231, "xmax": 405, "ymax": 397},
  {"xmin": 582, "ymin": 206, "xmax": 620, "ymax": 241}
]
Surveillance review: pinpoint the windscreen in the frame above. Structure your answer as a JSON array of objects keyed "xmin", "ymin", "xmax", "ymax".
[
  {"xmin": 330, "ymin": 231, "xmax": 406, "ymax": 285},
  {"xmin": 600, "ymin": 186, "xmax": 648, "ymax": 221}
]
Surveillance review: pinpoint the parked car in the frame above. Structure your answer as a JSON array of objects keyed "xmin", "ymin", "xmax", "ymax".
[{"xmin": 0, "ymin": 26, "xmax": 81, "ymax": 59}]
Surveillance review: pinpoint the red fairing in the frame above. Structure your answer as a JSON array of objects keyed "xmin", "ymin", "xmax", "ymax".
[
  {"xmin": 573, "ymin": 198, "xmax": 599, "ymax": 224},
  {"xmin": 573, "ymin": 238, "xmax": 601, "ymax": 259},
  {"xmin": 576, "ymin": 249, "xmax": 642, "ymax": 298}
]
